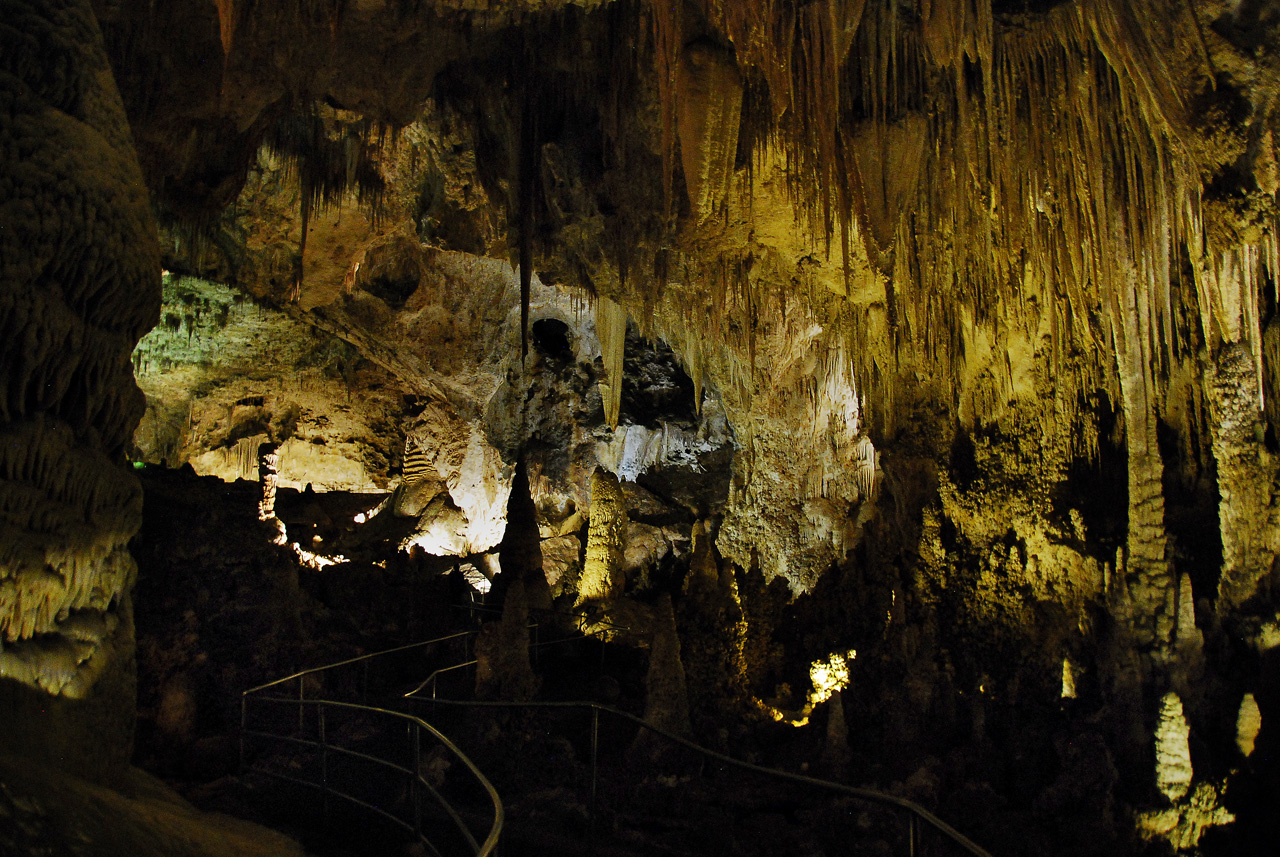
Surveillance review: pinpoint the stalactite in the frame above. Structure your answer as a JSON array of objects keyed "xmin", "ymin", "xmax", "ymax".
[
  {"xmin": 676, "ymin": 43, "xmax": 743, "ymax": 225},
  {"xmin": 0, "ymin": 421, "xmax": 141, "ymax": 647},
  {"xmin": 214, "ymin": 0, "xmax": 238, "ymax": 56},
  {"xmin": 595, "ymin": 296, "xmax": 628, "ymax": 430},
  {"xmin": 517, "ymin": 82, "xmax": 538, "ymax": 361},
  {"xmin": 650, "ymin": 0, "xmax": 682, "ymax": 219},
  {"xmin": 264, "ymin": 108, "xmax": 389, "ymax": 297}
]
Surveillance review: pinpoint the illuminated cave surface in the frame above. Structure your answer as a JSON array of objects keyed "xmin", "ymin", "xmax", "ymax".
[{"xmin": 4, "ymin": 0, "xmax": 1280, "ymax": 854}]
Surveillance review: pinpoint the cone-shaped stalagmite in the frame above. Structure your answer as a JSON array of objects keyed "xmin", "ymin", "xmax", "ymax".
[{"xmin": 631, "ymin": 592, "xmax": 691, "ymax": 762}]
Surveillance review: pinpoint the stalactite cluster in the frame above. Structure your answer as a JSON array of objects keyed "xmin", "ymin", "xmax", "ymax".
[{"xmin": 5, "ymin": 0, "xmax": 1279, "ymax": 851}]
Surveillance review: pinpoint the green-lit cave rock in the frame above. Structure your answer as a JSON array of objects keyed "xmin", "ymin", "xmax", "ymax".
[{"xmin": 3, "ymin": 0, "xmax": 1280, "ymax": 853}]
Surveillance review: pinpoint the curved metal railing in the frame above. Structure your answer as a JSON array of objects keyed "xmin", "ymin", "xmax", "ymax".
[
  {"xmin": 404, "ymin": 686, "xmax": 995, "ymax": 857},
  {"xmin": 240, "ymin": 620, "xmax": 994, "ymax": 857},
  {"xmin": 243, "ymin": 629, "xmax": 479, "ymax": 707},
  {"xmin": 240, "ymin": 630, "xmax": 503, "ymax": 857}
]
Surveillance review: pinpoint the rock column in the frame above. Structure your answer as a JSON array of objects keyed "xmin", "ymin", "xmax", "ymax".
[{"xmin": 0, "ymin": 0, "xmax": 161, "ymax": 778}]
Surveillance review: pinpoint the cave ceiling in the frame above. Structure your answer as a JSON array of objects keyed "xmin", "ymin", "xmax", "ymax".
[{"xmin": 93, "ymin": 0, "xmax": 1280, "ymax": 600}]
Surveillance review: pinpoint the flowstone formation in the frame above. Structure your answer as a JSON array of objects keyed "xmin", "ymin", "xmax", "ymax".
[
  {"xmin": 132, "ymin": 273, "xmax": 402, "ymax": 491},
  {"xmin": 0, "ymin": 0, "xmax": 159, "ymax": 775}
]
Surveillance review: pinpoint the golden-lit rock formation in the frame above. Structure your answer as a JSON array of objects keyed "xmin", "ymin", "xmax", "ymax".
[
  {"xmin": 6, "ymin": 0, "xmax": 1280, "ymax": 851},
  {"xmin": 578, "ymin": 468, "xmax": 628, "ymax": 606}
]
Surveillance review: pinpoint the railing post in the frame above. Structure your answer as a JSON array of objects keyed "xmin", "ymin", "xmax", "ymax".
[
  {"xmin": 411, "ymin": 723, "xmax": 422, "ymax": 839},
  {"xmin": 908, "ymin": 812, "xmax": 918, "ymax": 857},
  {"xmin": 298, "ymin": 676, "xmax": 305, "ymax": 735},
  {"xmin": 239, "ymin": 695, "xmax": 247, "ymax": 773},
  {"xmin": 589, "ymin": 706, "xmax": 600, "ymax": 857},
  {"xmin": 319, "ymin": 703, "xmax": 330, "ymax": 822}
]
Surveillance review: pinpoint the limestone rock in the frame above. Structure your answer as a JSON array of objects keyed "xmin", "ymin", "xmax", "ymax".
[
  {"xmin": 578, "ymin": 469, "xmax": 627, "ymax": 606},
  {"xmin": 1155, "ymin": 692, "xmax": 1193, "ymax": 803},
  {"xmin": 0, "ymin": 754, "xmax": 306, "ymax": 857},
  {"xmin": 540, "ymin": 534, "xmax": 582, "ymax": 596},
  {"xmin": 623, "ymin": 521, "xmax": 671, "ymax": 577},
  {"xmin": 1236, "ymin": 693, "xmax": 1261, "ymax": 758},
  {"xmin": 9, "ymin": 0, "xmax": 1280, "ymax": 851},
  {"xmin": 133, "ymin": 275, "xmax": 402, "ymax": 492},
  {"xmin": 0, "ymin": 0, "xmax": 157, "ymax": 725}
]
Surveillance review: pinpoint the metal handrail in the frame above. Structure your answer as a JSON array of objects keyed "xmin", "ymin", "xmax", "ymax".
[
  {"xmin": 240, "ymin": 616, "xmax": 993, "ymax": 857},
  {"xmin": 243, "ymin": 697, "xmax": 501, "ymax": 856},
  {"xmin": 240, "ymin": 627, "xmax": 503, "ymax": 856},
  {"xmin": 244, "ymin": 629, "xmax": 479, "ymax": 696},
  {"xmin": 404, "ymin": 691, "xmax": 995, "ymax": 857},
  {"xmin": 407, "ymin": 629, "xmax": 588, "ymax": 699}
]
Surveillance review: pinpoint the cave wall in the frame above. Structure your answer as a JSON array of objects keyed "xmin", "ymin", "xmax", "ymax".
[{"xmin": 0, "ymin": 0, "xmax": 160, "ymax": 776}]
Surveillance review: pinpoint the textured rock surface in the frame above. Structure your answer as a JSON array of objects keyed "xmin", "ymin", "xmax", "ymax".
[
  {"xmin": 132, "ymin": 274, "xmax": 404, "ymax": 491},
  {"xmin": 0, "ymin": 0, "xmax": 159, "ymax": 774},
  {"xmin": 578, "ymin": 469, "xmax": 627, "ymax": 606},
  {"xmin": 1155, "ymin": 692, "xmax": 1194, "ymax": 802},
  {"xmin": 0, "ymin": 754, "xmax": 305, "ymax": 857}
]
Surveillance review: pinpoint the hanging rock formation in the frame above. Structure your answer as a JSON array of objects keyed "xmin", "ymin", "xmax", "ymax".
[{"xmin": 0, "ymin": 0, "xmax": 159, "ymax": 776}]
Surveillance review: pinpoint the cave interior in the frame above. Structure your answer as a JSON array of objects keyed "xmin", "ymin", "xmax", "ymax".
[{"xmin": 3, "ymin": 0, "xmax": 1280, "ymax": 854}]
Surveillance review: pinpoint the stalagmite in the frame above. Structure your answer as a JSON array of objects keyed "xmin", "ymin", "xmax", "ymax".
[
  {"xmin": 577, "ymin": 468, "xmax": 626, "ymax": 606},
  {"xmin": 821, "ymin": 689, "xmax": 851, "ymax": 777},
  {"xmin": 1175, "ymin": 572, "xmax": 1202, "ymax": 650},
  {"xmin": 1155, "ymin": 691, "xmax": 1193, "ymax": 802},
  {"xmin": 258, "ymin": 443, "xmax": 280, "ymax": 522},
  {"xmin": 1061, "ymin": 657, "xmax": 1078, "ymax": 700},
  {"xmin": 474, "ymin": 575, "xmax": 537, "ymax": 701},
  {"xmin": 631, "ymin": 592, "xmax": 691, "ymax": 761},
  {"xmin": 499, "ymin": 459, "xmax": 550, "ymax": 612},
  {"xmin": 1114, "ymin": 275, "xmax": 1175, "ymax": 651},
  {"xmin": 1207, "ymin": 344, "xmax": 1280, "ymax": 608},
  {"xmin": 1236, "ymin": 693, "xmax": 1261, "ymax": 758}
]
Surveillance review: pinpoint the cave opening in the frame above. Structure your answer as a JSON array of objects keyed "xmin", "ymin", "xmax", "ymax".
[
  {"xmin": 531, "ymin": 317, "xmax": 574, "ymax": 363},
  {"xmin": 361, "ymin": 272, "xmax": 420, "ymax": 309},
  {"xmin": 619, "ymin": 326, "xmax": 699, "ymax": 427},
  {"xmin": 1156, "ymin": 416, "xmax": 1225, "ymax": 604},
  {"xmin": 1058, "ymin": 392, "xmax": 1129, "ymax": 558}
]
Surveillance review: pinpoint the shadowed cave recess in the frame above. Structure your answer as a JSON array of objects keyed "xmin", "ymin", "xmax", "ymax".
[{"xmin": 3, "ymin": 0, "xmax": 1280, "ymax": 854}]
